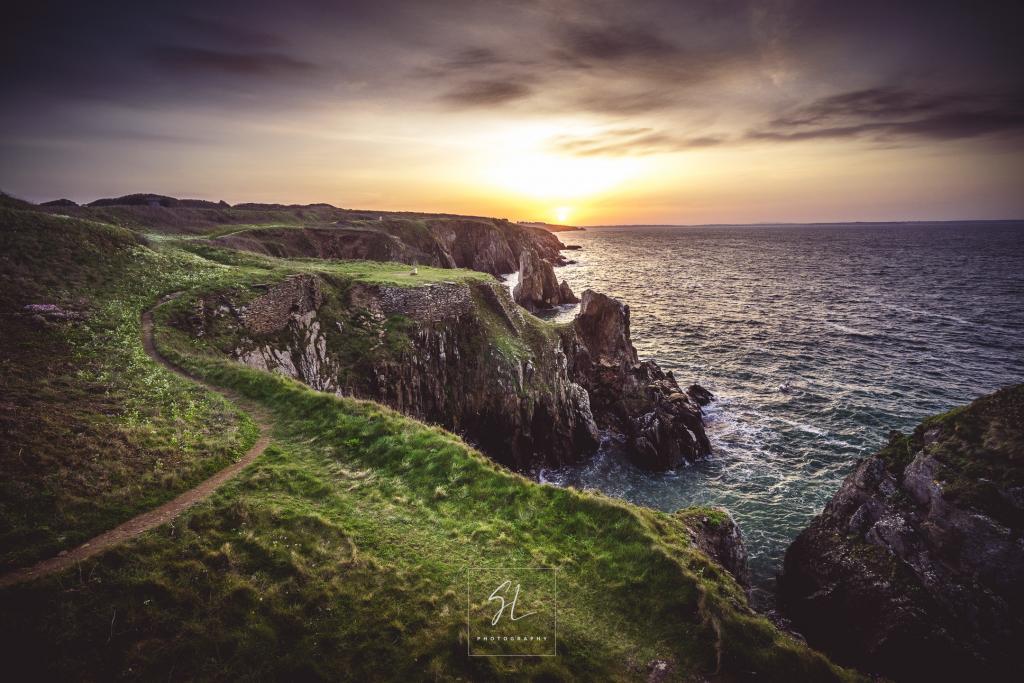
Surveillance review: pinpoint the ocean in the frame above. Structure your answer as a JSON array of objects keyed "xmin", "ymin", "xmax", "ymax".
[{"xmin": 537, "ymin": 221, "xmax": 1024, "ymax": 604}]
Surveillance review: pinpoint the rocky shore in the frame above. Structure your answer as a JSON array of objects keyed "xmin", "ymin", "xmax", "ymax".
[
  {"xmin": 562, "ymin": 290, "xmax": 711, "ymax": 469},
  {"xmin": 778, "ymin": 384, "xmax": 1024, "ymax": 681}
]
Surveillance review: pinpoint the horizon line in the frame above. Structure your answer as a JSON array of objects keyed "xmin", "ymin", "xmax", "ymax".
[
  {"xmin": 577, "ymin": 218, "xmax": 1024, "ymax": 229},
  {"xmin": 7, "ymin": 189, "xmax": 1023, "ymax": 229}
]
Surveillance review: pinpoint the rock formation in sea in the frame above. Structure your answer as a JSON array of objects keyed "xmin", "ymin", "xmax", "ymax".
[
  {"xmin": 778, "ymin": 384, "xmax": 1024, "ymax": 681},
  {"xmin": 512, "ymin": 248, "xmax": 578, "ymax": 312},
  {"xmin": 562, "ymin": 290, "xmax": 712, "ymax": 469}
]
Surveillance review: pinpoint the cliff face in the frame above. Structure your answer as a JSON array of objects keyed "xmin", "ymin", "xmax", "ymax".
[
  {"xmin": 563, "ymin": 290, "xmax": 712, "ymax": 470},
  {"xmin": 180, "ymin": 278, "xmax": 710, "ymax": 473},
  {"xmin": 778, "ymin": 385, "xmax": 1024, "ymax": 681},
  {"xmin": 184, "ymin": 274, "xmax": 599, "ymax": 471},
  {"xmin": 208, "ymin": 217, "xmax": 568, "ymax": 277}
]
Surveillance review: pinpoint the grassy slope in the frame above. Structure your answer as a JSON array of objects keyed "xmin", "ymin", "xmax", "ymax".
[
  {"xmin": 0, "ymin": 207, "xmax": 853, "ymax": 681},
  {"xmin": 0, "ymin": 209, "xmax": 257, "ymax": 569}
]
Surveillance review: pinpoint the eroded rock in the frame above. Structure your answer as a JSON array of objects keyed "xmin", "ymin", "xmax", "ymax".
[
  {"xmin": 563, "ymin": 290, "xmax": 711, "ymax": 470},
  {"xmin": 678, "ymin": 507, "xmax": 751, "ymax": 587},
  {"xmin": 512, "ymin": 249, "xmax": 577, "ymax": 312},
  {"xmin": 778, "ymin": 385, "xmax": 1024, "ymax": 681}
]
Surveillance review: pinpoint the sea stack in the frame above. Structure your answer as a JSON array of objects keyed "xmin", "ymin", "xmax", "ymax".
[
  {"xmin": 563, "ymin": 290, "xmax": 712, "ymax": 470},
  {"xmin": 513, "ymin": 249, "xmax": 578, "ymax": 312}
]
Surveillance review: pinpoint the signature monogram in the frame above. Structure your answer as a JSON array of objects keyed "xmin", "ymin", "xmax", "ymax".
[{"xmin": 487, "ymin": 579, "xmax": 537, "ymax": 625}]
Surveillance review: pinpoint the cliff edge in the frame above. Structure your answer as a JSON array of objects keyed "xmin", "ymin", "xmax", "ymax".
[{"xmin": 779, "ymin": 385, "xmax": 1024, "ymax": 681}]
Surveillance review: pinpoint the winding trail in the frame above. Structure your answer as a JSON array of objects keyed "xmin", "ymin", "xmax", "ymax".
[{"xmin": 0, "ymin": 295, "xmax": 271, "ymax": 589}]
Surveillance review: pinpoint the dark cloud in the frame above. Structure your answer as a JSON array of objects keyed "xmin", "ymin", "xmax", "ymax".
[
  {"xmin": 2, "ymin": 0, "xmax": 1024, "ymax": 178},
  {"xmin": 570, "ymin": 89, "xmax": 681, "ymax": 115},
  {"xmin": 554, "ymin": 22, "xmax": 679, "ymax": 63},
  {"xmin": 174, "ymin": 15, "xmax": 286, "ymax": 50},
  {"xmin": 550, "ymin": 128, "xmax": 724, "ymax": 156},
  {"xmin": 751, "ymin": 88, "xmax": 1024, "ymax": 142},
  {"xmin": 441, "ymin": 47, "xmax": 508, "ymax": 70},
  {"xmin": 440, "ymin": 79, "xmax": 533, "ymax": 107},
  {"xmin": 148, "ymin": 46, "xmax": 317, "ymax": 76},
  {"xmin": 771, "ymin": 89, "xmax": 974, "ymax": 127}
]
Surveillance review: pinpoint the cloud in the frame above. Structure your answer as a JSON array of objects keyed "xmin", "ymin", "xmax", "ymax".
[
  {"xmin": 441, "ymin": 46, "xmax": 508, "ymax": 70},
  {"xmin": 750, "ymin": 87, "xmax": 1024, "ymax": 142},
  {"xmin": 174, "ymin": 15, "xmax": 286, "ymax": 50},
  {"xmin": 550, "ymin": 128, "xmax": 724, "ymax": 156},
  {"xmin": 147, "ymin": 46, "xmax": 318, "ymax": 76},
  {"xmin": 569, "ymin": 88, "xmax": 682, "ymax": 115},
  {"xmin": 555, "ymin": 22, "xmax": 680, "ymax": 63},
  {"xmin": 439, "ymin": 79, "xmax": 533, "ymax": 107}
]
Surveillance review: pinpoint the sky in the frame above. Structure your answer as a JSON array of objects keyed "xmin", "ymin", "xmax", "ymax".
[{"xmin": 2, "ymin": 0, "xmax": 1022, "ymax": 225}]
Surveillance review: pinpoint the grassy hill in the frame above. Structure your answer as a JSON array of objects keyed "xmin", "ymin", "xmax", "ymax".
[{"xmin": 0, "ymin": 205, "xmax": 854, "ymax": 680}]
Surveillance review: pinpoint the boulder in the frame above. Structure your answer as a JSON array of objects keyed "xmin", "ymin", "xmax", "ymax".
[
  {"xmin": 778, "ymin": 385, "xmax": 1024, "ymax": 681},
  {"xmin": 686, "ymin": 384, "xmax": 715, "ymax": 407}
]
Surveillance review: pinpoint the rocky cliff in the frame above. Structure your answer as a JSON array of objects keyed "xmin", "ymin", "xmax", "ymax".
[
  {"xmin": 178, "ymin": 276, "xmax": 711, "ymax": 472},
  {"xmin": 562, "ymin": 290, "xmax": 712, "ymax": 469},
  {"xmin": 778, "ymin": 385, "xmax": 1024, "ymax": 681},
  {"xmin": 182, "ymin": 274, "xmax": 598, "ymax": 471},
  {"xmin": 209, "ymin": 216, "xmax": 569, "ymax": 277}
]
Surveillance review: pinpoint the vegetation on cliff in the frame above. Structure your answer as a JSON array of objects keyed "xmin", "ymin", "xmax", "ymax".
[{"xmin": 0, "ymin": 202, "xmax": 854, "ymax": 680}]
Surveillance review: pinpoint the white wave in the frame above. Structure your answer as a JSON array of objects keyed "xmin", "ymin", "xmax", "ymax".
[
  {"xmin": 773, "ymin": 415, "xmax": 828, "ymax": 436},
  {"xmin": 883, "ymin": 303, "xmax": 970, "ymax": 325},
  {"xmin": 826, "ymin": 321, "xmax": 875, "ymax": 337}
]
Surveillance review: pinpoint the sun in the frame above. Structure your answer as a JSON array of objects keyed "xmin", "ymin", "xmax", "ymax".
[
  {"xmin": 554, "ymin": 206, "xmax": 572, "ymax": 223},
  {"xmin": 481, "ymin": 123, "xmax": 646, "ymax": 204}
]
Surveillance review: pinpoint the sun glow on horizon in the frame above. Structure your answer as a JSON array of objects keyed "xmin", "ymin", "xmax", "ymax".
[
  {"xmin": 480, "ymin": 124, "xmax": 647, "ymax": 209},
  {"xmin": 554, "ymin": 206, "xmax": 572, "ymax": 223}
]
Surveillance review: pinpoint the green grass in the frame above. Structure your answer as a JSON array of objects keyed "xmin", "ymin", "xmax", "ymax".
[
  {"xmin": 174, "ymin": 239, "xmax": 493, "ymax": 287},
  {"xmin": 0, "ymin": 208, "xmax": 258, "ymax": 569},
  {"xmin": 0, "ymin": 205, "xmax": 855, "ymax": 680},
  {"xmin": 922, "ymin": 385, "xmax": 1024, "ymax": 527}
]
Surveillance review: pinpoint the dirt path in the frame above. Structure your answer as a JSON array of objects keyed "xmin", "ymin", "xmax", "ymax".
[{"xmin": 0, "ymin": 295, "xmax": 270, "ymax": 589}]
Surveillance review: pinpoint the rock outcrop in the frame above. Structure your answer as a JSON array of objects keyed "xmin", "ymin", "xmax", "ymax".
[
  {"xmin": 677, "ymin": 507, "xmax": 751, "ymax": 587},
  {"xmin": 562, "ymin": 290, "xmax": 712, "ymax": 470},
  {"xmin": 778, "ymin": 385, "xmax": 1024, "ymax": 681},
  {"xmin": 512, "ymin": 249, "xmax": 578, "ymax": 312}
]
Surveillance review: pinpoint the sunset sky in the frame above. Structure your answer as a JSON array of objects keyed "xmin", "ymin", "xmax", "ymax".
[{"xmin": 2, "ymin": 0, "xmax": 1022, "ymax": 225}]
